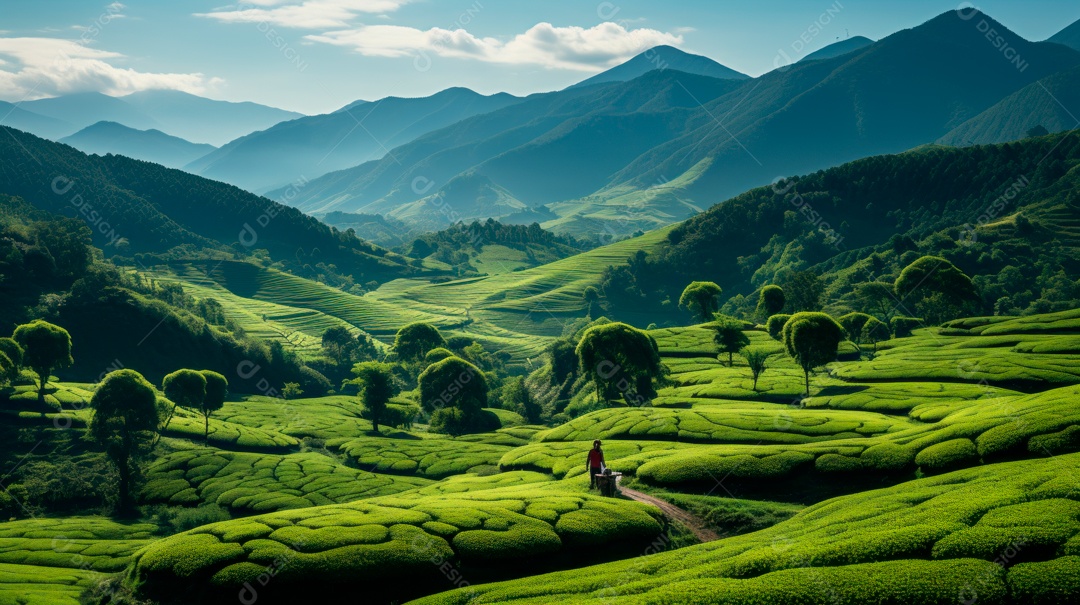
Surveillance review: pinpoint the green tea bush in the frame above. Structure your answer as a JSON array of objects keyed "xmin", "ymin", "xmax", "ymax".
[
  {"xmin": 915, "ymin": 439, "xmax": 979, "ymax": 473},
  {"xmin": 1007, "ymin": 556, "xmax": 1080, "ymax": 605}
]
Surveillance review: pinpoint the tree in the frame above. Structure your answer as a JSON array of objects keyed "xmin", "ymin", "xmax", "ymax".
[
  {"xmin": 282, "ymin": 382, "xmax": 304, "ymax": 400},
  {"xmin": 895, "ymin": 256, "xmax": 979, "ymax": 325},
  {"xmin": 1026, "ymin": 125, "xmax": 1049, "ymax": 138},
  {"xmin": 89, "ymin": 370, "xmax": 160, "ymax": 515},
  {"xmin": 679, "ymin": 282, "xmax": 723, "ymax": 323},
  {"xmin": 197, "ymin": 371, "xmax": 228, "ymax": 445},
  {"xmin": 782, "ymin": 312, "xmax": 844, "ymax": 397},
  {"xmin": 741, "ymin": 347, "xmax": 770, "ymax": 391},
  {"xmin": 393, "ymin": 323, "xmax": 447, "ymax": 362},
  {"xmin": 583, "ymin": 286, "xmax": 601, "ymax": 318},
  {"xmin": 13, "ymin": 320, "xmax": 73, "ymax": 403},
  {"xmin": 713, "ymin": 316, "xmax": 750, "ymax": 367},
  {"xmin": 782, "ymin": 271, "xmax": 824, "ymax": 312},
  {"xmin": 755, "ymin": 285, "xmax": 785, "ymax": 321},
  {"xmin": 766, "ymin": 314, "xmax": 792, "ymax": 340},
  {"xmin": 854, "ymin": 281, "xmax": 899, "ymax": 323},
  {"xmin": 0, "ymin": 338, "xmax": 22, "ymax": 385},
  {"xmin": 838, "ymin": 312, "xmax": 873, "ymax": 344},
  {"xmin": 347, "ymin": 362, "xmax": 398, "ymax": 432},
  {"xmin": 501, "ymin": 376, "xmax": 541, "ymax": 423},
  {"xmin": 423, "ymin": 347, "xmax": 455, "ymax": 366},
  {"xmin": 862, "ymin": 317, "xmax": 890, "ymax": 353},
  {"xmin": 161, "ymin": 369, "xmax": 206, "ymax": 434},
  {"xmin": 576, "ymin": 322, "xmax": 663, "ymax": 405},
  {"xmin": 419, "ymin": 356, "xmax": 489, "ymax": 435}
]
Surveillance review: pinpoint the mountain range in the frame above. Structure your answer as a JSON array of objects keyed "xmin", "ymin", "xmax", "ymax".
[
  {"xmin": 569, "ymin": 45, "xmax": 749, "ymax": 89},
  {"xmin": 271, "ymin": 10, "xmax": 1080, "ymax": 238},
  {"xmin": 184, "ymin": 88, "xmax": 522, "ymax": 194},
  {"xmin": 4, "ymin": 90, "xmax": 301, "ymax": 146},
  {"xmin": 60, "ymin": 122, "xmax": 217, "ymax": 170}
]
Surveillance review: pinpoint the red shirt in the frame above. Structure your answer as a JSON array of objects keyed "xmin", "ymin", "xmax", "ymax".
[{"xmin": 588, "ymin": 449, "xmax": 604, "ymax": 468}]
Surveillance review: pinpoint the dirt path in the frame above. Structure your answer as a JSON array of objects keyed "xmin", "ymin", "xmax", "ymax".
[{"xmin": 619, "ymin": 485, "xmax": 721, "ymax": 543}]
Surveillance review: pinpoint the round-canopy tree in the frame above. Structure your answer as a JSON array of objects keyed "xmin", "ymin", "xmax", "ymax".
[
  {"xmin": 838, "ymin": 312, "xmax": 874, "ymax": 344},
  {"xmin": 419, "ymin": 356, "xmax": 489, "ymax": 435},
  {"xmin": 89, "ymin": 369, "xmax": 160, "ymax": 515},
  {"xmin": 895, "ymin": 256, "xmax": 979, "ymax": 325},
  {"xmin": 393, "ymin": 323, "xmax": 447, "ymax": 363},
  {"xmin": 13, "ymin": 320, "xmax": 73, "ymax": 403},
  {"xmin": 423, "ymin": 347, "xmax": 456, "ymax": 366},
  {"xmin": 714, "ymin": 316, "xmax": 750, "ymax": 367},
  {"xmin": 679, "ymin": 281, "xmax": 723, "ymax": 324},
  {"xmin": 161, "ymin": 369, "xmax": 206, "ymax": 434},
  {"xmin": 766, "ymin": 314, "xmax": 792, "ymax": 340},
  {"xmin": 576, "ymin": 322, "xmax": 663, "ymax": 405},
  {"xmin": 583, "ymin": 286, "xmax": 601, "ymax": 318},
  {"xmin": 862, "ymin": 317, "xmax": 890, "ymax": 353},
  {"xmin": 755, "ymin": 285, "xmax": 785, "ymax": 321},
  {"xmin": 197, "ymin": 371, "xmax": 228, "ymax": 445},
  {"xmin": 781, "ymin": 312, "xmax": 844, "ymax": 397},
  {"xmin": 347, "ymin": 361, "xmax": 399, "ymax": 432}
]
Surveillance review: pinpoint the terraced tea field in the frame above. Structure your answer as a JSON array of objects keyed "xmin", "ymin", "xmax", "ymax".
[{"xmin": 4, "ymin": 308, "xmax": 1080, "ymax": 604}]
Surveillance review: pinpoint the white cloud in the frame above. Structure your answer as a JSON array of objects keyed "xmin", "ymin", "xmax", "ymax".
[
  {"xmin": 196, "ymin": 0, "xmax": 411, "ymax": 29},
  {"xmin": 0, "ymin": 37, "xmax": 222, "ymax": 100},
  {"xmin": 307, "ymin": 21, "xmax": 683, "ymax": 71}
]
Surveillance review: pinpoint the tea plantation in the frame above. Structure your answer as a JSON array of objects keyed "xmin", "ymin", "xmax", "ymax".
[{"xmin": 3, "ymin": 308, "xmax": 1080, "ymax": 604}]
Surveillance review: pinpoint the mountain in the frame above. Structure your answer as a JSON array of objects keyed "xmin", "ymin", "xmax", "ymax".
[
  {"xmin": 21, "ymin": 92, "xmax": 161, "ymax": 134},
  {"xmin": 800, "ymin": 36, "xmax": 874, "ymax": 62},
  {"xmin": 277, "ymin": 10, "xmax": 1080, "ymax": 238},
  {"xmin": 275, "ymin": 70, "xmax": 746, "ymax": 229},
  {"xmin": 184, "ymin": 88, "xmax": 521, "ymax": 194},
  {"xmin": 938, "ymin": 66, "xmax": 1080, "ymax": 146},
  {"xmin": 60, "ymin": 121, "xmax": 217, "ymax": 169},
  {"xmin": 13, "ymin": 91, "xmax": 301, "ymax": 145},
  {"xmin": 1048, "ymin": 17, "xmax": 1080, "ymax": 51},
  {"xmin": 0, "ymin": 126, "xmax": 429, "ymax": 285},
  {"xmin": 0, "ymin": 101, "xmax": 75, "ymax": 140},
  {"xmin": 118, "ymin": 90, "xmax": 303, "ymax": 146},
  {"xmin": 570, "ymin": 45, "xmax": 749, "ymax": 89}
]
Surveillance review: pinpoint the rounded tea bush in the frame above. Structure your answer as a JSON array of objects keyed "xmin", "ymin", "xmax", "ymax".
[{"xmin": 915, "ymin": 439, "xmax": 979, "ymax": 473}]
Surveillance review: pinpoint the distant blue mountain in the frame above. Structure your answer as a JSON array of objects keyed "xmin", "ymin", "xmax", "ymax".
[
  {"xmin": 61, "ymin": 121, "xmax": 216, "ymax": 169},
  {"xmin": 570, "ymin": 45, "xmax": 749, "ymax": 89}
]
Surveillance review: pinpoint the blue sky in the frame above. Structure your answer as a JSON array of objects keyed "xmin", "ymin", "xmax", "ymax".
[{"xmin": 1, "ymin": 0, "xmax": 1076, "ymax": 114}]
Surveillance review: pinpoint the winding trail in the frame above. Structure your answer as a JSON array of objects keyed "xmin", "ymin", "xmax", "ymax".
[{"xmin": 618, "ymin": 485, "xmax": 721, "ymax": 543}]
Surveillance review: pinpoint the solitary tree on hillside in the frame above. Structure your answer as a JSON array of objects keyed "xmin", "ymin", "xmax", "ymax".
[
  {"xmin": 895, "ymin": 256, "xmax": 979, "ymax": 325},
  {"xmin": 282, "ymin": 382, "xmax": 304, "ymax": 400},
  {"xmin": 89, "ymin": 369, "xmax": 160, "ymax": 515},
  {"xmin": 393, "ymin": 323, "xmax": 447, "ymax": 362},
  {"xmin": 161, "ymin": 369, "xmax": 206, "ymax": 434},
  {"xmin": 740, "ymin": 347, "xmax": 770, "ymax": 392},
  {"xmin": 347, "ymin": 362, "xmax": 398, "ymax": 433},
  {"xmin": 419, "ymin": 356, "xmax": 489, "ymax": 436},
  {"xmin": 679, "ymin": 282, "xmax": 723, "ymax": 324},
  {"xmin": 766, "ymin": 314, "xmax": 792, "ymax": 340},
  {"xmin": 13, "ymin": 320, "xmax": 73, "ymax": 404},
  {"xmin": 197, "ymin": 371, "xmax": 228, "ymax": 445},
  {"xmin": 576, "ymin": 322, "xmax": 663, "ymax": 405},
  {"xmin": 755, "ymin": 285, "xmax": 786, "ymax": 321},
  {"xmin": 1026, "ymin": 125, "xmax": 1049, "ymax": 138},
  {"xmin": 713, "ymin": 316, "xmax": 750, "ymax": 367},
  {"xmin": 782, "ymin": 312, "xmax": 844, "ymax": 397}
]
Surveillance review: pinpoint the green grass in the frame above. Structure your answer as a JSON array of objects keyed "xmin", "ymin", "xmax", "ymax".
[
  {"xmin": 132, "ymin": 483, "xmax": 665, "ymax": 603},
  {"xmin": 409, "ymin": 453, "xmax": 1080, "ymax": 604},
  {"xmin": 141, "ymin": 447, "xmax": 432, "ymax": 513}
]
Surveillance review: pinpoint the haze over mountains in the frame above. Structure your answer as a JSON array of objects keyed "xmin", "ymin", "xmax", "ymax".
[
  {"xmin": 3, "ymin": 91, "xmax": 301, "ymax": 146},
  {"xmin": 272, "ymin": 10, "xmax": 1080, "ymax": 237},
  {"xmin": 185, "ymin": 88, "xmax": 521, "ymax": 194},
  {"xmin": 61, "ymin": 122, "xmax": 216, "ymax": 170}
]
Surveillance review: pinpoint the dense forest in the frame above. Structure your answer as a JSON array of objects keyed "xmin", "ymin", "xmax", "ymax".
[{"xmin": 596, "ymin": 131, "xmax": 1080, "ymax": 324}]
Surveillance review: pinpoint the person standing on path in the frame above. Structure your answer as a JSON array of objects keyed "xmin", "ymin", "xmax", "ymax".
[{"xmin": 587, "ymin": 440, "xmax": 605, "ymax": 489}]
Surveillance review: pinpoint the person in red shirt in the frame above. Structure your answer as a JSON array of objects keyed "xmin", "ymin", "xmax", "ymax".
[{"xmin": 586, "ymin": 440, "xmax": 605, "ymax": 489}]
